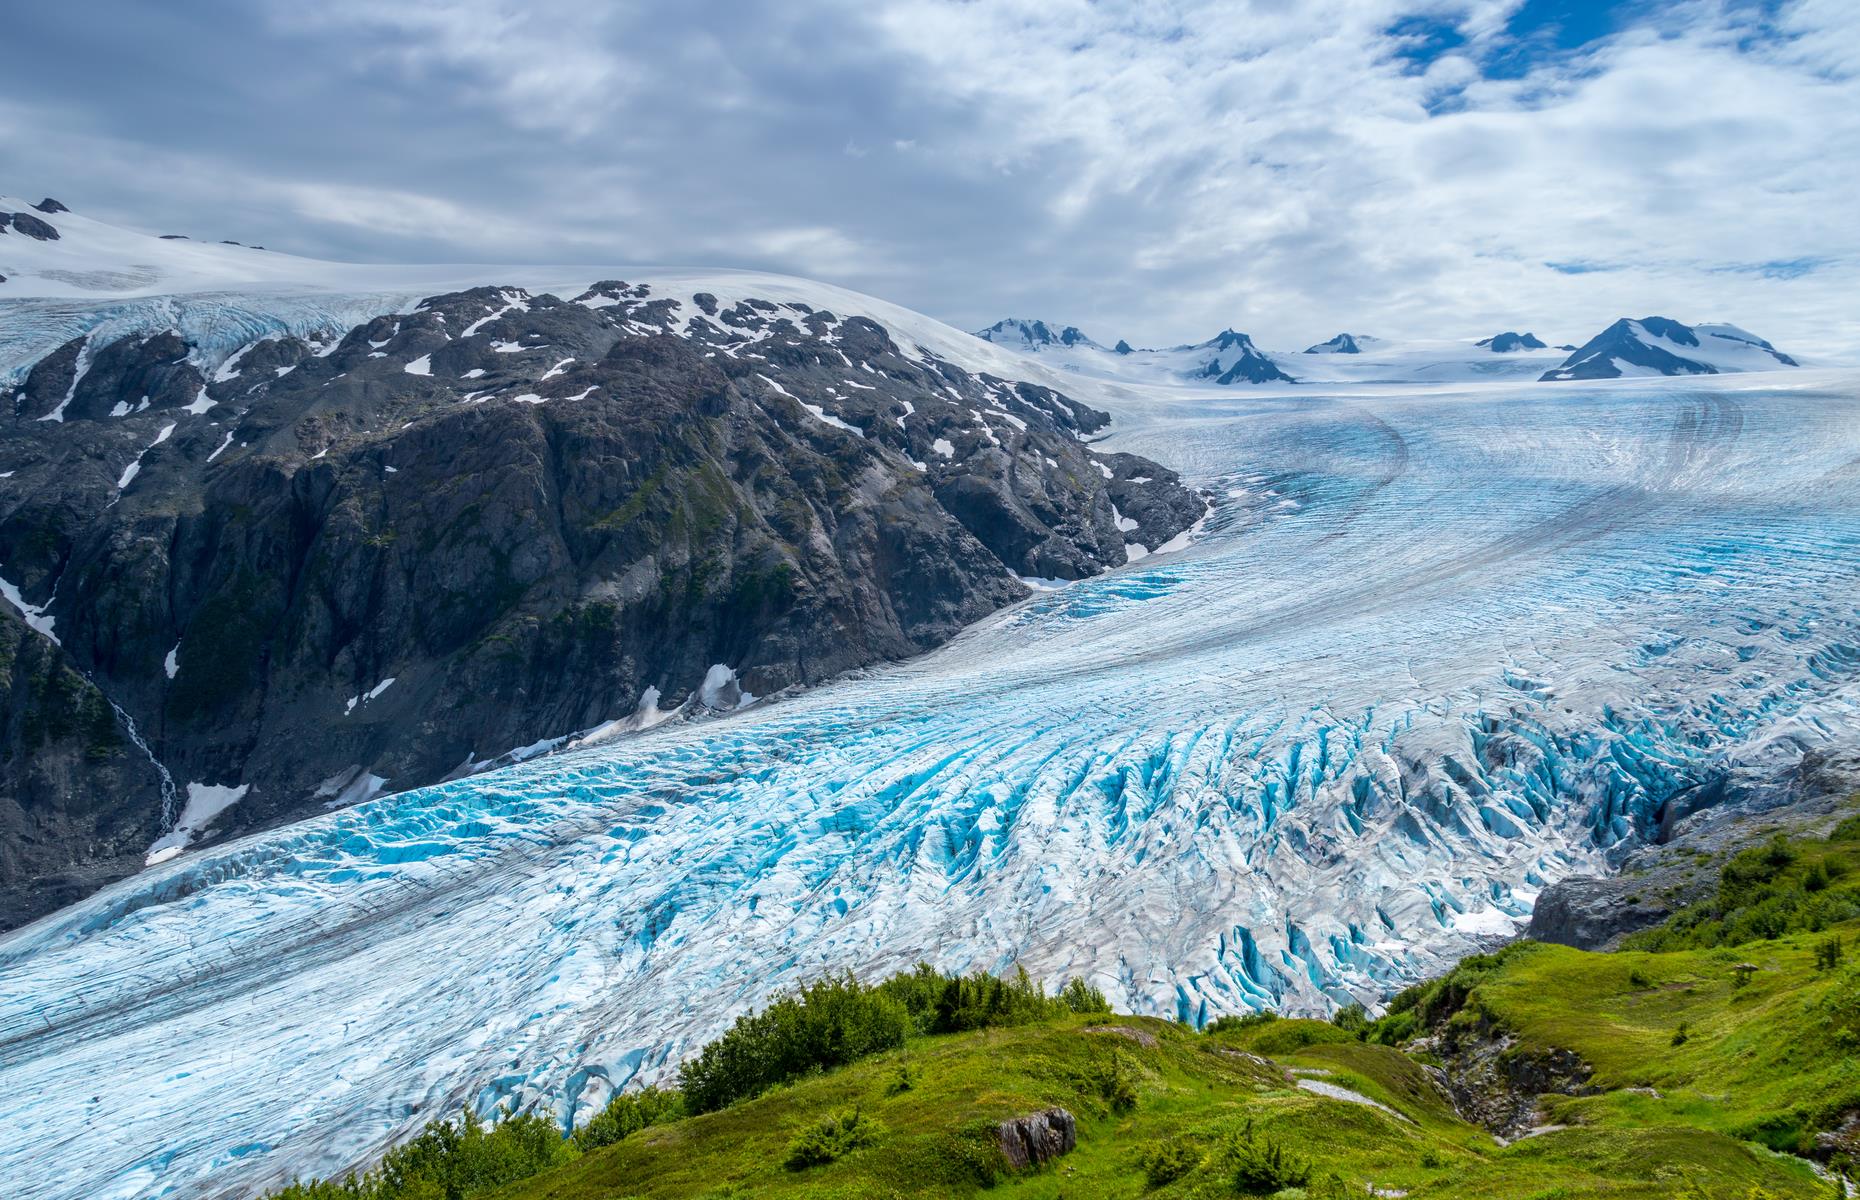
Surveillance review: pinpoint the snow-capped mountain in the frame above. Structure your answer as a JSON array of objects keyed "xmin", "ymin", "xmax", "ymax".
[
  {"xmin": 1475, "ymin": 331, "xmax": 1547, "ymax": 352},
  {"xmin": 971, "ymin": 319, "xmax": 1295, "ymax": 385},
  {"xmin": 1303, "ymin": 332, "xmax": 1373, "ymax": 354},
  {"xmin": 1540, "ymin": 317, "xmax": 1800, "ymax": 381},
  {"xmin": 973, "ymin": 317, "xmax": 1104, "ymax": 352},
  {"xmin": 1190, "ymin": 328, "xmax": 1297, "ymax": 383}
]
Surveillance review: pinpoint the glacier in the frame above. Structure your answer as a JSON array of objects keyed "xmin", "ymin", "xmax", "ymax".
[{"xmin": 4, "ymin": 359, "xmax": 1860, "ymax": 1197}]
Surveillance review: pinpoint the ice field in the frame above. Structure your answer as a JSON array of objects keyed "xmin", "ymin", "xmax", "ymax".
[{"xmin": 6, "ymin": 354, "xmax": 1860, "ymax": 1196}]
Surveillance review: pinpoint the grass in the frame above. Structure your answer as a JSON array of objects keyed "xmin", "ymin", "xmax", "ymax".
[{"xmin": 482, "ymin": 991, "xmax": 1836, "ymax": 1200}]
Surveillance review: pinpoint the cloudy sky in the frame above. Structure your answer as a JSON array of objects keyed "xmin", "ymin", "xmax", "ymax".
[{"xmin": 2, "ymin": 0, "xmax": 1856, "ymax": 351}]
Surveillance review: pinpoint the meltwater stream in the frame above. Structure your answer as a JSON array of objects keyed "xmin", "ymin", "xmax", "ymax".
[{"xmin": 7, "ymin": 373, "xmax": 1860, "ymax": 1199}]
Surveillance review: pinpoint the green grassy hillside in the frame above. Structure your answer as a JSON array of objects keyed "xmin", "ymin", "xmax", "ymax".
[{"xmin": 273, "ymin": 814, "xmax": 1860, "ymax": 1200}]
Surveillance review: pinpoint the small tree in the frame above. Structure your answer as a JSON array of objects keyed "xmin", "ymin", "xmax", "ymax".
[
  {"xmin": 1227, "ymin": 1121, "xmax": 1312, "ymax": 1194},
  {"xmin": 1815, "ymin": 935, "xmax": 1844, "ymax": 972}
]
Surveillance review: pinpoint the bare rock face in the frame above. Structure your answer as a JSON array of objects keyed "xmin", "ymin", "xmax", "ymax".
[
  {"xmin": 1417, "ymin": 1023, "xmax": 1595, "ymax": 1141},
  {"xmin": 997, "ymin": 1107, "xmax": 1076, "ymax": 1169},
  {"xmin": 33, "ymin": 198, "xmax": 70, "ymax": 214},
  {"xmin": 1528, "ymin": 766, "xmax": 1860, "ymax": 950},
  {"xmin": 5, "ymin": 212, "xmax": 60, "ymax": 241},
  {"xmin": 0, "ymin": 281, "xmax": 1205, "ymax": 929}
]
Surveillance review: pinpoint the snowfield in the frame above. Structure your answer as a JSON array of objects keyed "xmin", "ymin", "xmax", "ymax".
[{"xmin": 5, "ymin": 204, "xmax": 1860, "ymax": 1198}]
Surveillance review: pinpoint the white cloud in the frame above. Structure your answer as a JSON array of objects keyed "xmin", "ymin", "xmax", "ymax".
[{"xmin": 3, "ymin": 0, "xmax": 1855, "ymax": 354}]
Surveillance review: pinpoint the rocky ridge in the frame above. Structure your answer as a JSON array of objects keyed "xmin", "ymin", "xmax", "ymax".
[{"xmin": 0, "ymin": 280, "xmax": 1203, "ymax": 928}]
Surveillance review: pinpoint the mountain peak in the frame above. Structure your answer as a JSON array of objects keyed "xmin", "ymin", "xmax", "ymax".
[
  {"xmin": 1541, "ymin": 316, "xmax": 1798, "ymax": 381},
  {"xmin": 1474, "ymin": 331, "xmax": 1547, "ymax": 353},
  {"xmin": 973, "ymin": 318, "xmax": 1102, "ymax": 351},
  {"xmin": 1303, "ymin": 332, "xmax": 1369, "ymax": 354}
]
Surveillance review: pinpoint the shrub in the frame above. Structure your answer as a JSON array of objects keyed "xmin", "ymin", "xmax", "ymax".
[
  {"xmin": 572, "ymin": 1086, "xmax": 680, "ymax": 1152},
  {"xmin": 1089, "ymin": 1050, "xmax": 1139, "ymax": 1113},
  {"xmin": 876, "ymin": 962, "xmax": 1071, "ymax": 1035},
  {"xmin": 1226, "ymin": 1122, "xmax": 1312, "ymax": 1195},
  {"xmin": 887, "ymin": 1057, "xmax": 917, "ymax": 1096},
  {"xmin": 1822, "ymin": 963, "xmax": 1860, "ymax": 1036},
  {"xmin": 1672, "ymin": 1022, "xmax": 1690, "ymax": 1047},
  {"xmin": 1364, "ymin": 1009, "xmax": 1417, "ymax": 1046},
  {"xmin": 1060, "ymin": 976, "xmax": 1113, "ymax": 1014},
  {"xmin": 1245, "ymin": 1020, "xmax": 1356, "ymax": 1056},
  {"xmin": 1330, "ymin": 1002, "xmax": 1369, "ymax": 1034},
  {"xmin": 272, "ymin": 1105, "xmax": 578, "ymax": 1200},
  {"xmin": 1206, "ymin": 1011, "xmax": 1278, "ymax": 1035},
  {"xmin": 1815, "ymin": 936, "xmax": 1844, "ymax": 972},
  {"xmin": 784, "ymin": 1107, "xmax": 881, "ymax": 1170},
  {"xmin": 1136, "ymin": 1136, "xmax": 1202, "ymax": 1187},
  {"xmin": 679, "ymin": 973, "xmax": 911, "ymax": 1113}
]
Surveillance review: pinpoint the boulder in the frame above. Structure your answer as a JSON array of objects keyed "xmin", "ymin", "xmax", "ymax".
[{"xmin": 997, "ymin": 1107, "xmax": 1076, "ymax": 1169}]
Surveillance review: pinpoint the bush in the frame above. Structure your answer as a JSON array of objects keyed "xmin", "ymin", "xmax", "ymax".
[
  {"xmin": 1815, "ymin": 936, "xmax": 1844, "ymax": 972},
  {"xmin": 1330, "ymin": 1002, "xmax": 1369, "ymax": 1035},
  {"xmin": 1226, "ymin": 1122, "xmax": 1312, "ymax": 1195},
  {"xmin": 1244, "ymin": 1019, "xmax": 1356, "ymax": 1056},
  {"xmin": 876, "ymin": 962, "xmax": 1072, "ymax": 1035},
  {"xmin": 784, "ymin": 1106, "xmax": 881, "ymax": 1170},
  {"xmin": 679, "ymin": 973, "xmax": 911, "ymax": 1113},
  {"xmin": 1060, "ymin": 976, "xmax": 1112, "ymax": 1014},
  {"xmin": 272, "ymin": 1106, "xmax": 578, "ymax": 1200},
  {"xmin": 1136, "ymin": 1136, "xmax": 1202, "ymax": 1187},
  {"xmin": 1206, "ymin": 1011, "xmax": 1278, "ymax": 1035},
  {"xmin": 572, "ymin": 1086, "xmax": 680, "ymax": 1152},
  {"xmin": 1088, "ymin": 1049, "xmax": 1139, "ymax": 1113},
  {"xmin": 1823, "ymin": 963, "xmax": 1860, "ymax": 1036}
]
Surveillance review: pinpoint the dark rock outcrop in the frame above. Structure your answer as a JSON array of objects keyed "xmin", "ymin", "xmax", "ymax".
[
  {"xmin": 997, "ymin": 1107, "xmax": 1076, "ymax": 1168},
  {"xmin": 0, "ymin": 607, "xmax": 167, "ymax": 927},
  {"xmin": 0, "ymin": 282, "xmax": 1203, "ymax": 928},
  {"xmin": 1528, "ymin": 771, "xmax": 1859, "ymax": 950},
  {"xmin": 1416, "ymin": 1022, "xmax": 1595, "ymax": 1141},
  {"xmin": 1475, "ymin": 331, "xmax": 1546, "ymax": 352},
  {"xmin": 33, "ymin": 198, "xmax": 70, "ymax": 214},
  {"xmin": 6, "ymin": 212, "xmax": 60, "ymax": 241},
  {"xmin": 1303, "ymin": 333, "xmax": 1363, "ymax": 354}
]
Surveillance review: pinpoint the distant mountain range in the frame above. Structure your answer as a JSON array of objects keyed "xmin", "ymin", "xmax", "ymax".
[{"xmin": 970, "ymin": 315, "xmax": 1807, "ymax": 386}]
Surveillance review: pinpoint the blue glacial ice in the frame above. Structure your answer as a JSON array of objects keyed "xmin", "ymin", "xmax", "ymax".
[{"xmin": 5, "ymin": 369, "xmax": 1860, "ymax": 1199}]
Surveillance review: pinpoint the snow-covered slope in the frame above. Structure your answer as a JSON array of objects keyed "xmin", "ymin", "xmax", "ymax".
[
  {"xmin": 1541, "ymin": 317, "xmax": 1800, "ymax": 381},
  {"xmin": 1303, "ymin": 332, "xmax": 1372, "ymax": 354},
  {"xmin": 0, "ymin": 195, "xmax": 1069, "ymax": 396},
  {"xmin": 970, "ymin": 320, "xmax": 1294, "ymax": 385},
  {"xmin": 966, "ymin": 317, "xmax": 1586, "ymax": 387},
  {"xmin": 973, "ymin": 317, "xmax": 1106, "ymax": 352}
]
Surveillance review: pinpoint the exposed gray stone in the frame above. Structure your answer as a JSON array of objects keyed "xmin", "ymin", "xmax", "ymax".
[{"xmin": 997, "ymin": 1107, "xmax": 1076, "ymax": 1168}]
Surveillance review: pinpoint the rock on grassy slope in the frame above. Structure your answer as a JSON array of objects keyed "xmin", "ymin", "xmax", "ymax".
[{"xmin": 0, "ymin": 280, "xmax": 1202, "ymax": 929}]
